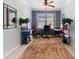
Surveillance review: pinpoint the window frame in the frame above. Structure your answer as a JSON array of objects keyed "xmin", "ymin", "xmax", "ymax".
[
  {"xmin": 37, "ymin": 12, "xmax": 55, "ymax": 29},
  {"xmin": 3, "ymin": 3, "xmax": 17, "ymax": 29}
]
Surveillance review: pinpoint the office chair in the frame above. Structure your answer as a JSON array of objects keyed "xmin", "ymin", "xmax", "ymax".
[{"xmin": 43, "ymin": 25, "xmax": 52, "ymax": 39}]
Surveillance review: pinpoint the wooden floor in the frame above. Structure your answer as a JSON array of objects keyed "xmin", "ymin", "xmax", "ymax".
[{"xmin": 19, "ymin": 38, "xmax": 74, "ymax": 59}]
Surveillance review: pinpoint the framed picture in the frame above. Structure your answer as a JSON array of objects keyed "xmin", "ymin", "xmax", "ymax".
[{"xmin": 3, "ymin": 3, "xmax": 17, "ymax": 29}]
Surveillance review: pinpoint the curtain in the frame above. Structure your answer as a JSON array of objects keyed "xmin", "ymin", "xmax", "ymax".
[{"xmin": 32, "ymin": 11, "xmax": 61, "ymax": 29}]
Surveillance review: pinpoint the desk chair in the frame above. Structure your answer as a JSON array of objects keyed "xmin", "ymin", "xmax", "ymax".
[{"xmin": 43, "ymin": 25, "xmax": 52, "ymax": 39}]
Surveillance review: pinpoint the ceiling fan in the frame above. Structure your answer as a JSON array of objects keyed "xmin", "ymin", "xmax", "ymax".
[{"xmin": 44, "ymin": 0, "xmax": 55, "ymax": 7}]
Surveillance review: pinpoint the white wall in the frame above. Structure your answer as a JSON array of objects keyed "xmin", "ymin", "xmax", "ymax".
[
  {"xmin": 3, "ymin": 0, "xmax": 31, "ymax": 57},
  {"xmin": 62, "ymin": 0, "xmax": 75, "ymax": 50}
]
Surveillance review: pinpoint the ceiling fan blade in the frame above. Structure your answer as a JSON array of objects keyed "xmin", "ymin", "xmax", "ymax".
[
  {"xmin": 48, "ymin": 1, "xmax": 54, "ymax": 4},
  {"xmin": 42, "ymin": 0, "xmax": 55, "ymax": 7},
  {"xmin": 47, "ymin": 4, "xmax": 55, "ymax": 7}
]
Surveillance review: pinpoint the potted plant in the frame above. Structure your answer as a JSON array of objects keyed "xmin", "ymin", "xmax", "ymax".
[
  {"xmin": 11, "ymin": 17, "xmax": 16, "ymax": 24},
  {"xmin": 19, "ymin": 18, "xmax": 30, "ymax": 44},
  {"xmin": 62, "ymin": 18, "xmax": 73, "ymax": 29},
  {"xmin": 19, "ymin": 18, "xmax": 29, "ymax": 25},
  {"xmin": 62, "ymin": 18, "xmax": 73, "ymax": 25},
  {"xmin": 62, "ymin": 18, "xmax": 73, "ymax": 44},
  {"xmin": 19, "ymin": 17, "xmax": 29, "ymax": 30}
]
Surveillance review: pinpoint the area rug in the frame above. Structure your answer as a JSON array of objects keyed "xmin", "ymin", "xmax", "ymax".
[{"xmin": 19, "ymin": 38, "xmax": 74, "ymax": 59}]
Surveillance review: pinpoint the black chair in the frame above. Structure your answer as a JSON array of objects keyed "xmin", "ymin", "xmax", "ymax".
[
  {"xmin": 32, "ymin": 29, "xmax": 41, "ymax": 38},
  {"xmin": 54, "ymin": 27, "xmax": 61, "ymax": 37},
  {"xmin": 42, "ymin": 25, "xmax": 52, "ymax": 39}
]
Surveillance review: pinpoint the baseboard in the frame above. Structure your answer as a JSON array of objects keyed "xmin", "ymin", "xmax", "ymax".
[
  {"xmin": 4, "ymin": 44, "xmax": 21, "ymax": 58},
  {"xmin": 17, "ymin": 40, "xmax": 33, "ymax": 59},
  {"xmin": 26, "ymin": 41, "xmax": 32, "ymax": 48},
  {"xmin": 4, "ymin": 40, "xmax": 33, "ymax": 58}
]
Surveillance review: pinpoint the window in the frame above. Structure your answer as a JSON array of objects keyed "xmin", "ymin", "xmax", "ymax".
[
  {"xmin": 37, "ymin": 12, "xmax": 54, "ymax": 29},
  {"xmin": 3, "ymin": 3, "xmax": 17, "ymax": 29}
]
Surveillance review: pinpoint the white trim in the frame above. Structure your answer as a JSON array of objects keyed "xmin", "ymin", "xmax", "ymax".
[
  {"xmin": 16, "ymin": 40, "xmax": 33, "ymax": 59},
  {"xmin": 3, "ymin": 40, "xmax": 33, "ymax": 59},
  {"xmin": 3, "ymin": 44, "xmax": 21, "ymax": 58},
  {"xmin": 25, "ymin": 40, "xmax": 33, "ymax": 48}
]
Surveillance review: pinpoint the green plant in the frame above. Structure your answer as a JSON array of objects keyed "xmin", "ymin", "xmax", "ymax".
[
  {"xmin": 19, "ymin": 18, "xmax": 29, "ymax": 25},
  {"xmin": 11, "ymin": 17, "xmax": 16, "ymax": 24},
  {"xmin": 62, "ymin": 18, "xmax": 73, "ymax": 24}
]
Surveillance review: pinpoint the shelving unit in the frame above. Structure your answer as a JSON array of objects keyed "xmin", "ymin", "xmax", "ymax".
[
  {"xmin": 63, "ymin": 25, "xmax": 70, "ymax": 45},
  {"xmin": 21, "ymin": 27, "xmax": 30, "ymax": 44}
]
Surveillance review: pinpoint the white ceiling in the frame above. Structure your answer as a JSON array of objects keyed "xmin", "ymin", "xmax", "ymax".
[{"xmin": 23, "ymin": 0, "xmax": 68, "ymax": 10}]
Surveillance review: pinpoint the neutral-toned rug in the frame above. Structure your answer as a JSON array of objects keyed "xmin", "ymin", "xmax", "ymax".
[{"xmin": 19, "ymin": 38, "xmax": 74, "ymax": 59}]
